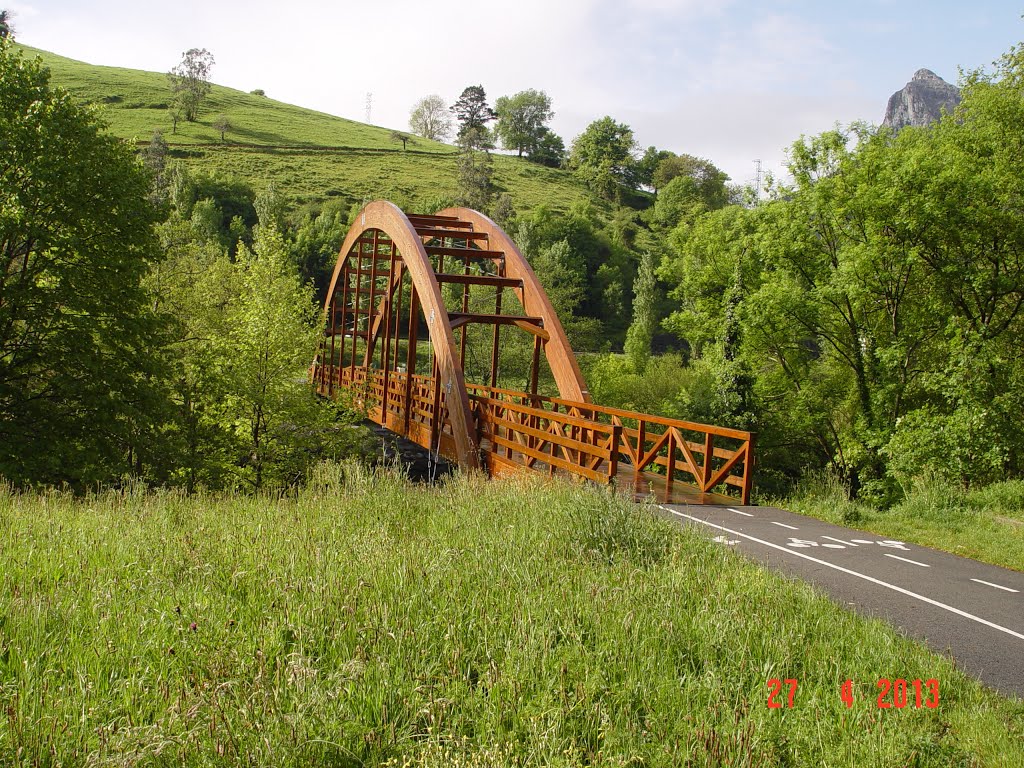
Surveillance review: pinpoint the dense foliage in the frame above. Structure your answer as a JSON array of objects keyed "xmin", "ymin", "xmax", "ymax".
[
  {"xmin": 0, "ymin": 42, "xmax": 361, "ymax": 490},
  {"xmin": 656, "ymin": 47, "xmax": 1024, "ymax": 498},
  {"xmin": 0, "ymin": 41, "xmax": 165, "ymax": 485}
]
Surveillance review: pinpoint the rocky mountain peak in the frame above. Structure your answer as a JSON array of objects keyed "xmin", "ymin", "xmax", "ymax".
[{"xmin": 883, "ymin": 69, "xmax": 961, "ymax": 131}]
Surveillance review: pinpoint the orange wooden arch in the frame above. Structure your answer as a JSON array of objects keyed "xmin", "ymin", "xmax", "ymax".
[
  {"xmin": 436, "ymin": 207, "xmax": 591, "ymax": 403},
  {"xmin": 321, "ymin": 201, "xmax": 479, "ymax": 468}
]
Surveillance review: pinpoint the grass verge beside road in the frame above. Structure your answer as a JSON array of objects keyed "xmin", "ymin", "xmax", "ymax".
[
  {"xmin": 1, "ymin": 466, "xmax": 1022, "ymax": 766},
  {"xmin": 785, "ymin": 474, "xmax": 1024, "ymax": 574}
]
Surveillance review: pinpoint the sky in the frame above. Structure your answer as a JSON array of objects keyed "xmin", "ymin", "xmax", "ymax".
[{"xmin": 7, "ymin": 0, "xmax": 1024, "ymax": 187}]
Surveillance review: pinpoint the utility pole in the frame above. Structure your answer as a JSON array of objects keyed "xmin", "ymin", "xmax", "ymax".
[
  {"xmin": 365, "ymin": 92, "xmax": 373, "ymax": 124},
  {"xmin": 753, "ymin": 159, "xmax": 763, "ymax": 204}
]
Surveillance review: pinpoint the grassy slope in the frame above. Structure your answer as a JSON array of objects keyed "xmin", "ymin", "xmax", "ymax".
[
  {"xmin": 1, "ymin": 467, "xmax": 1021, "ymax": 766},
  {"xmin": 21, "ymin": 44, "xmax": 594, "ymax": 212}
]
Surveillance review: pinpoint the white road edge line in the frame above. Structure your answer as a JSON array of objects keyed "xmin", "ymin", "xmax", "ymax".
[
  {"xmin": 971, "ymin": 578, "xmax": 1020, "ymax": 594},
  {"xmin": 884, "ymin": 553, "xmax": 930, "ymax": 568},
  {"xmin": 659, "ymin": 505, "xmax": 1024, "ymax": 643},
  {"xmin": 728, "ymin": 507, "xmax": 754, "ymax": 517},
  {"xmin": 823, "ymin": 535, "xmax": 857, "ymax": 547},
  {"xmin": 771, "ymin": 521, "xmax": 799, "ymax": 530}
]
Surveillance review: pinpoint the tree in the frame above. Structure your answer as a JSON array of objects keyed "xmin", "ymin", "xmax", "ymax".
[
  {"xmin": 653, "ymin": 153, "xmax": 729, "ymax": 202},
  {"xmin": 219, "ymin": 217, "xmax": 324, "ymax": 490},
  {"xmin": 529, "ymin": 128, "xmax": 566, "ymax": 167},
  {"xmin": 409, "ymin": 94, "xmax": 452, "ymax": 141},
  {"xmin": 451, "ymin": 85, "xmax": 496, "ymax": 148},
  {"xmin": 212, "ymin": 113, "xmax": 231, "ymax": 142},
  {"xmin": 567, "ymin": 117, "xmax": 639, "ymax": 200},
  {"xmin": 390, "ymin": 130, "xmax": 414, "ymax": 150},
  {"xmin": 455, "ymin": 140, "xmax": 494, "ymax": 211},
  {"xmin": 494, "ymin": 89, "xmax": 554, "ymax": 157},
  {"xmin": 168, "ymin": 48, "xmax": 215, "ymax": 122},
  {"xmin": 0, "ymin": 9, "xmax": 14, "ymax": 39},
  {"xmin": 636, "ymin": 146, "xmax": 673, "ymax": 191},
  {"xmin": 624, "ymin": 251, "xmax": 658, "ymax": 373},
  {"xmin": 139, "ymin": 130, "xmax": 170, "ymax": 202},
  {"xmin": 0, "ymin": 41, "xmax": 168, "ymax": 485}
]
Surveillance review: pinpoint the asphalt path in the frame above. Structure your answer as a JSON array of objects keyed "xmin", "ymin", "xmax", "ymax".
[{"xmin": 658, "ymin": 502, "xmax": 1024, "ymax": 699}]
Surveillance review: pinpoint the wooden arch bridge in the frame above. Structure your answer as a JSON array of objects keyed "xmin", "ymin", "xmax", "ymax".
[{"xmin": 312, "ymin": 201, "xmax": 755, "ymax": 505}]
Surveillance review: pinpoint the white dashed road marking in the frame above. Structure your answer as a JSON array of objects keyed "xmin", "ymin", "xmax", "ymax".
[
  {"xmin": 971, "ymin": 578, "xmax": 1020, "ymax": 593},
  {"xmin": 771, "ymin": 521, "xmax": 799, "ymax": 530},
  {"xmin": 884, "ymin": 553, "xmax": 931, "ymax": 568},
  {"xmin": 660, "ymin": 505, "xmax": 1024, "ymax": 643},
  {"xmin": 823, "ymin": 535, "xmax": 857, "ymax": 546},
  {"xmin": 728, "ymin": 507, "xmax": 754, "ymax": 517}
]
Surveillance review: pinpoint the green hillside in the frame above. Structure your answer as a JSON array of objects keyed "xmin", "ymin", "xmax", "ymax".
[{"xmin": 19, "ymin": 44, "xmax": 595, "ymax": 212}]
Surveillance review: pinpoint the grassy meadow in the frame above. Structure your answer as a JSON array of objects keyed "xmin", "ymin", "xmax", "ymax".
[
  {"xmin": 19, "ymin": 44, "xmax": 595, "ymax": 212},
  {"xmin": 1, "ymin": 465, "xmax": 1022, "ymax": 767}
]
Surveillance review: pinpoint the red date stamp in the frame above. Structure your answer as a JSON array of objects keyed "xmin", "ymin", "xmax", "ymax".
[{"xmin": 767, "ymin": 678, "xmax": 939, "ymax": 708}]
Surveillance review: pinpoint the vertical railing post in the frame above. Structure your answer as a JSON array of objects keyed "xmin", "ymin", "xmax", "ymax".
[
  {"xmin": 666, "ymin": 429, "xmax": 675, "ymax": 491},
  {"xmin": 742, "ymin": 434, "xmax": 756, "ymax": 505},
  {"xmin": 702, "ymin": 432, "xmax": 714, "ymax": 493},
  {"xmin": 430, "ymin": 358, "xmax": 442, "ymax": 452},
  {"xmin": 608, "ymin": 423, "xmax": 621, "ymax": 485},
  {"xmin": 635, "ymin": 419, "xmax": 646, "ymax": 486},
  {"xmin": 403, "ymin": 286, "xmax": 419, "ymax": 437}
]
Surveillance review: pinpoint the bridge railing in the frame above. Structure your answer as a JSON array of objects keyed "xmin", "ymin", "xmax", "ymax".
[
  {"xmin": 470, "ymin": 395, "xmax": 621, "ymax": 485},
  {"xmin": 316, "ymin": 365, "xmax": 754, "ymax": 504},
  {"xmin": 466, "ymin": 384, "xmax": 755, "ymax": 504}
]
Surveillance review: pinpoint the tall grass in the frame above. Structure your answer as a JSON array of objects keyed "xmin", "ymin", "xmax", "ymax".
[{"xmin": 1, "ymin": 466, "xmax": 1021, "ymax": 766}]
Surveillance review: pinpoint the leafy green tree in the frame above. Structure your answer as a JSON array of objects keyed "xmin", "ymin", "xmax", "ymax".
[
  {"xmin": 450, "ymin": 85, "xmax": 496, "ymax": 148},
  {"xmin": 212, "ymin": 113, "xmax": 231, "ymax": 142},
  {"xmin": 0, "ymin": 9, "xmax": 14, "ymax": 39},
  {"xmin": 624, "ymin": 251, "xmax": 657, "ymax": 373},
  {"xmin": 567, "ymin": 117, "xmax": 638, "ymax": 200},
  {"xmin": 653, "ymin": 154, "xmax": 730, "ymax": 204},
  {"xmin": 494, "ymin": 89, "xmax": 554, "ymax": 157},
  {"xmin": 636, "ymin": 146, "xmax": 673, "ymax": 191},
  {"xmin": 409, "ymin": 94, "xmax": 452, "ymax": 141},
  {"xmin": 168, "ymin": 48, "xmax": 215, "ymax": 122},
  {"xmin": 528, "ymin": 127, "xmax": 566, "ymax": 167},
  {"xmin": 455, "ymin": 127, "xmax": 494, "ymax": 210},
  {"xmin": 219, "ymin": 220, "xmax": 325, "ymax": 489},
  {"xmin": 139, "ymin": 130, "xmax": 170, "ymax": 203},
  {"xmin": 0, "ymin": 41, "xmax": 168, "ymax": 485},
  {"xmin": 646, "ymin": 161, "xmax": 730, "ymax": 231},
  {"xmin": 491, "ymin": 193, "xmax": 515, "ymax": 231},
  {"xmin": 155, "ymin": 198, "xmax": 357, "ymax": 490},
  {"xmin": 289, "ymin": 199, "xmax": 350, "ymax": 304},
  {"xmin": 390, "ymin": 130, "xmax": 414, "ymax": 150},
  {"xmin": 455, "ymin": 147, "xmax": 494, "ymax": 211}
]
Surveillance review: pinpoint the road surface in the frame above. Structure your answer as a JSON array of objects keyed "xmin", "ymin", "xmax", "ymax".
[{"xmin": 658, "ymin": 502, "xmax": 1024, "ymax": 699}]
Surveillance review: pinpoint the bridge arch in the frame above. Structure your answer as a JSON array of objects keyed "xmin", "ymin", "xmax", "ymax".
[
  {"xmin": 314, "ymin": 201, "xmax": 756, "ymax": 505},
  {"xmin": 315, "ymin": 200, "xmax": 590, "ymax": 470}
]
